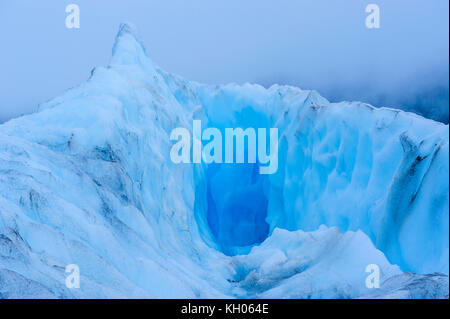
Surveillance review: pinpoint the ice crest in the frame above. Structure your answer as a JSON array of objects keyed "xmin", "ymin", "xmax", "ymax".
[{"xmin": 110, "ymin": 22, "xmax": 151, "ymax": 68}]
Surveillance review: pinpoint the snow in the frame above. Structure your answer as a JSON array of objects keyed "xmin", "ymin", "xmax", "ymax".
[
  {"xmin": 0, "ymin": 23, "xmax": 448, "ymax": 298},
  {"xmin": 231, "ymin": 226, "xmax": 403, "ymax": 298}
]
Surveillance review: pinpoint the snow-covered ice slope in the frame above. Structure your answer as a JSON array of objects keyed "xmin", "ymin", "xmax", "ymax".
[{"xmin": 0, "ymin": 24, "xmax": 448, "ymax": 298}]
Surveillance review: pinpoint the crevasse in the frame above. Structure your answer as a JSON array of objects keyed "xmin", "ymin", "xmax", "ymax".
[{"xmin": 0, "ymin": 24, "xmax": 448, "ymax": 298}]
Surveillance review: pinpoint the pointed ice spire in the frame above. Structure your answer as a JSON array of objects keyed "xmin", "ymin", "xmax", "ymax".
[{"xmin": 109, "ymin": 23, "xmax": 152, "ymax": 68}]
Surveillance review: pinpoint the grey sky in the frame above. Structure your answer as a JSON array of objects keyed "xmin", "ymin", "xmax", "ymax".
[{"xmin": 0, "ymin": 0, "xmax": 448, "ymax": 123}]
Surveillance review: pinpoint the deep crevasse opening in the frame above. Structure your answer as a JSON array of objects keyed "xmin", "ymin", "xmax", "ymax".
[
  {"xmin": 192, "ymin": 103, "xmax": 277, "ymax": 256},
  {"xmin": 206, "ymin": 162, "xmax": 270, "ymax": 255}
]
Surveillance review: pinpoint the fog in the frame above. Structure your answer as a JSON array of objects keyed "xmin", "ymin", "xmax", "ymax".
[{"xmin": 0, "ymin": 0, "xmax": 448, "ymax": 123}]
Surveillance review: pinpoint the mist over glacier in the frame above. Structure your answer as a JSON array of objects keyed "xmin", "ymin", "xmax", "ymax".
[{"xmin": 0, "ymin": 24, "xmax": 448, "ymax": 298}]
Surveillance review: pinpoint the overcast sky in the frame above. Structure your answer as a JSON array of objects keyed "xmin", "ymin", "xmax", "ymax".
[{"xmin": 0, "ymin": 0, "xmax": 448, "ymax": 123}]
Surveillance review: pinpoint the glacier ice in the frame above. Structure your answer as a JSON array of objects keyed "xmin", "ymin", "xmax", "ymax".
[{"xmin": 0, "ymin": 23, "xmax": 448, "ymax": 298}]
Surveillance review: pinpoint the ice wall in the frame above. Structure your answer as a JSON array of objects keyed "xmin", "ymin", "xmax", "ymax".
[{"xmin": 171, "ymin": 78, "xmax": 449, "ymax": 274}]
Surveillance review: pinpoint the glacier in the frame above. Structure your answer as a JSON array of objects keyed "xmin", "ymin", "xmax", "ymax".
[{"xmin": 0, "ymin": 23, "xmax": 448, "ymax": 299}]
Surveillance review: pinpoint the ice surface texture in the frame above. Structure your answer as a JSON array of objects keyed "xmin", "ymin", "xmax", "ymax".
[{"xmin": 0, "ymin": 24, "xmax": 448, "ymax": 298}]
